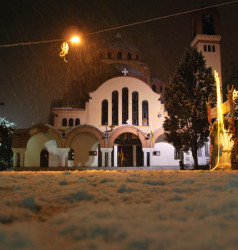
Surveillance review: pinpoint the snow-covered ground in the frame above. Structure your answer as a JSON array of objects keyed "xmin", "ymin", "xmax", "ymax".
[{"xmin": 1, "ymin": 169, "xmax": 238, "ymax": 250}]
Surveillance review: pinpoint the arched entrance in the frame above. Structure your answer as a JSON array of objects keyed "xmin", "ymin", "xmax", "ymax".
[{"xmin": 114, "ymin": 132, "xmax": 143, "ymax": 167}]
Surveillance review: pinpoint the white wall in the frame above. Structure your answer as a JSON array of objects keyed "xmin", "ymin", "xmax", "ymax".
[
  {"xmin": 88, "ymin": 76, "xmax": 164, "ymax": 134},
  {"xmin": 25, "ymin": 133, "xmax": 58, "ymax": 167},
  {"xmin": 70, "ymin": 133, "xmax": 99, "ymax": 167},
  {"xmin": 152, "ymin": 142, "xmax": 180, "ymax": 167}
]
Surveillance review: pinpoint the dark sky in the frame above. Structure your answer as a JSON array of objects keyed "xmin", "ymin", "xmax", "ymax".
[{"xmin": 0, "ymin": 0, "xmax": 238, "ymax": 128}]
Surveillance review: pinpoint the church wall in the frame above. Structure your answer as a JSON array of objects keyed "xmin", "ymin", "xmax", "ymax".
[
  {"xmin": 53, "ymin": 110, "xmax": 86, "ymax": 130},
  {"xmin": 70, "ymin": 133, "xmax": 99, "ymax": 167},
  {"xmin": 25, "ymin": 132, "xmax": 58, "ymax": 167},
  {"xmin": 88, "ymin": 76, "xmax": 164, "ymax": 133},
  {"xmin": 153, "ymin": 142, "xmax": 180, "ymax": 167}
]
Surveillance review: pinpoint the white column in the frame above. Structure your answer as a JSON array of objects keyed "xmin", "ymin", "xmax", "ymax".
[
  {"xmin": 13, "ymin": 151, "xmax": 17, "ymax": 167},
  {"xmin": 133, "ymin": 145, "xmax": 136, "ymax": 167},
  {"xmin": 20, "ymin": 152, "xmax": 24, "ymax": 167},
  {"xmin": 58, "ymin": 148, "xmax": 70, "ymax": 167},
  {"xmin": 101, "ymin": 151, "xmax": 106, "ymax": 167},
  {"xmin": 101, "ymin": 148, "xmax": 113, "ymax": 167},
  {"xmin": 114, "ymin": 145, "xmax": 118, "ymax": 167},
  {"xmin": 142, "ymin": 148, "xmax": 151, "ymax": 167},
  {"xmin": 107, "ymin": 148, "xmax": 113, "ymax": 167},
  {"xmin": 12, "ymin": 148, "xmax": 26, "ymax": 167}
]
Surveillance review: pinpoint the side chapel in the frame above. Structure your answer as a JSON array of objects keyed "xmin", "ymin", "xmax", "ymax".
[{"xmin": 12, "ymin": 8, "xmax": 221, "ymax": 169}]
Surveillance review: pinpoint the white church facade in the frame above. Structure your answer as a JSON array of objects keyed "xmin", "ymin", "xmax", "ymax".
[{"xmin": 12, "ymin": 8, "xmax": 222, "ymax": 169}]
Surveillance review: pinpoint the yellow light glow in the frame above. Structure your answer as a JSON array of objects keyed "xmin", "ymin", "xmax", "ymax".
[
  {"xmin": 211, "ymin": 70, "xmax": 234, "ymax": 171},
  {"xmin": 70, "ymin": 36, "xmax": 80, "ymax": 43},
  {"xmin": 233, "ymin": 89, "xmax": 238, "ymax": 101},
  {"xmin": 59, "ymin": 42, "xmax": 69, "ymax": 63}
]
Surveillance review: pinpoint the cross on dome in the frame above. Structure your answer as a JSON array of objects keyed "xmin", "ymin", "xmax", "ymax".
[{"xmin": 122, "ymin": 68, "xmax": 129, "ymax": 76}]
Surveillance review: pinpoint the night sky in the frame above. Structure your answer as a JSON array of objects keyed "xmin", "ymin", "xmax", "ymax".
[{"xmin": 0, "ymin": 0, "xmax": 238, "ymax": 128}]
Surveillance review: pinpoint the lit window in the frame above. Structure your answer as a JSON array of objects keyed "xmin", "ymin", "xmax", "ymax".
[{"xmin": 142, "ymin": 100, "xmax": 148, "ymax": 126}]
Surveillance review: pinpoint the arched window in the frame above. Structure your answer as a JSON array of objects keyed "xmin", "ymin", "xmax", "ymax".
[
  {"xmin": 117, "ymin": 51, "xmax": 122, "ymax": 59},
  {"xmin": 122, "ymin": 88, "xmax": 128, "ymax": 124},
  {"xmin": 152, "ymin": 84, "xmax": 156, "ymax": 92},
  {"xmin": 40, "ymin": 149, "xmax": 49, "ymax": 167},
  {"xmin": 62, "ymin": 118, "xmax": 67, "ymax": 127},
  {"xmin": 202, "ymin": 13, "xmax": 215, "ymax": 35},
  {"xmin": 127, "ymin": 52, "xmax": 132, "ymax": 60},
  {"xmin": 107, "ymin": 52, "xmax": 112, "ymax": 59},
  {"xmin": 75, "ymin": 118, "xmax": 80, "ymax": 126},
  {"xmin": 101, "ymin": 99, "xmax": 108, "ymax": 125},
  {"xmin": 132, "ymin": 92, "xmax": 138, "ymax": 125},
  {"xmin": 68, "ymin": 149, "xmax": 75, "ymax": 160},
  {"xmin": 142, "ymin": 101, "xmax": 149, "ymax": 126},
  {"xmin": 69, "ymin": 118, "xmax": 74, "ymax": 127},
  {"xmin": 112, "ymin": 91, "xmax": 118, "ymax": 125}
]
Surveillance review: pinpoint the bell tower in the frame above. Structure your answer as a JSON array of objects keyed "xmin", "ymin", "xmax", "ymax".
[{"xmin": 190, "ymin": 8, "xmax": 222, "ymax": 86}]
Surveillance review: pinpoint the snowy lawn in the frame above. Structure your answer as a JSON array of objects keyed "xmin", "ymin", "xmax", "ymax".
[{"xmin": 1, "ymin": 170, "xmax": 238, "ymax": 250}]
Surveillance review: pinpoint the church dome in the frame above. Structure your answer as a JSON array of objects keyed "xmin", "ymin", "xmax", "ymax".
[{"xmin": 99, "ymin": 34, "xmax": 143, "ymax": 62}]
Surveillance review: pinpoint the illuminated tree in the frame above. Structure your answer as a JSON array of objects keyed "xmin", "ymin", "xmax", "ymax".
[
  {"xmin": 163, "ymin": 48, "xmax": 215, "ymax": 169},
  {"xmin": 0, "ymin": 117, "xmax": 14, "ymax": 169}
]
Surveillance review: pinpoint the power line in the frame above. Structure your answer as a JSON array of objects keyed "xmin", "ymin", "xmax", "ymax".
[
  {"xmin": 0, "ymin": 0, "xmax": 237, "ymax": 48},
  {"xmin": 87, "ymin": 0, "xmax": 238, "ymax": 36}
]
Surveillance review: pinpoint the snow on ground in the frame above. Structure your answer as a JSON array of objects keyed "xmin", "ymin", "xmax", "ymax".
[{"xmin": 1, "ymin": 169, "xmax": 238, "ymax": 250}]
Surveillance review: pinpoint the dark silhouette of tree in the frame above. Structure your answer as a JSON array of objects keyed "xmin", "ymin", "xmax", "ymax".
[
  {"xmin": 163, "ymin": 48, "xmax": 215, "ymax": 169},
  {"xmin": 0, "ymin": 118, "xmax": 14, "ymax": 169}
]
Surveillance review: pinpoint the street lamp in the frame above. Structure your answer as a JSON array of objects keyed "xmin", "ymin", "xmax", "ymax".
[{"xmin": 59, "ymin": 35, "xmax": 81, "ymax": 62}]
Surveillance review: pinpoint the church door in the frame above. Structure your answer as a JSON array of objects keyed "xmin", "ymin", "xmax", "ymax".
[
  {"xmin": 40, "ymin": 149, "xmax": 49, "ymax": 167},
  {"xmin": 115, "ymin": 133, "xmax": 143, "ymax": 167}
]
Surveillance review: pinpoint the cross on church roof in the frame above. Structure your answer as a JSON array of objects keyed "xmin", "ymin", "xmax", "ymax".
[{"xmin": 122, "ymin": 68, "xmax": 129, "ymax": 76}]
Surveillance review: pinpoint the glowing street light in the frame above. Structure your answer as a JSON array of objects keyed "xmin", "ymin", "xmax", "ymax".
[
  {"xmin": 59, "ymin": 35, "xmax": 81, "ymax": 62},
  {"xmin": 70, "ymin": 36, "xmax": 80, "ymax": 43}
]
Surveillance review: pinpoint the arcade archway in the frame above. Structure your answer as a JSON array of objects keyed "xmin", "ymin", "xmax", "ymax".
[{"xmin": 114, "ymin": 132, "xmax": 143, "ymax": 167}]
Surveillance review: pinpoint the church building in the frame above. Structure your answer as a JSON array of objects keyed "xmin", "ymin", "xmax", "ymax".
[{"xmin": 12, "ymin": 8, "xmax": 221, "ymax": 169}]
